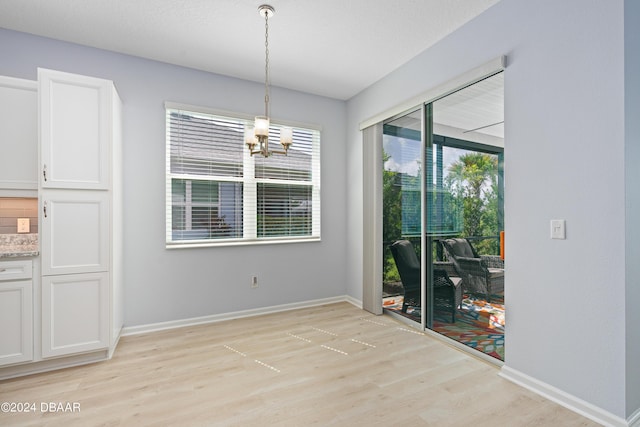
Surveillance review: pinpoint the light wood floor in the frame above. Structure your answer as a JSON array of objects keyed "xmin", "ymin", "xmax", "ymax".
[{"xmin": 1, "ymin": 302, "xmax": 598, "ymax": 426}]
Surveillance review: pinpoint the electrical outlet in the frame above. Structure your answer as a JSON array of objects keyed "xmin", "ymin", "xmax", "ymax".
[
  {"xmin": 17, "ymin": 218, "xmax": 30, "ymax": 233},
  {"xmin": 251, "ymin": 276, "xmax": 258, "ymax": 288}
]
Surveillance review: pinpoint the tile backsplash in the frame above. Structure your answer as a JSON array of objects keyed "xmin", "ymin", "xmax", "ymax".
[{"xmin": 0, "ymin": 198, "xmax": 38, "ymax": 234}]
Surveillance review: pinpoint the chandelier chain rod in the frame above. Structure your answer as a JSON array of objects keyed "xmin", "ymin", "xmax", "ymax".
[{"xmin": 264, "ymin": 10, "xmax": 270, "ymax": 119}]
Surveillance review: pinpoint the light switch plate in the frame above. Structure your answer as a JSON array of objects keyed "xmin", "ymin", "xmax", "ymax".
[
  {"xmin": 550, "ymin": 219, "xmax": 566, "ymax": 239},
  {"xmin": 17, "ymin": 218, "xmax": 30, "ymax": 233}
]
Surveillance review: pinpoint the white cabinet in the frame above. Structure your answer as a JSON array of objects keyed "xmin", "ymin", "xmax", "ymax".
[
  {"xmin": 39, "ymin": 70, "xmax": 110, "ymax": 190},
  {"xmin": 40, "ymin": 190, "xmax": 110, "ymax": 276},
  {"xmin": 0, "ymin": 76, "xmax": 37, "ymax": 194},
  {"xmin": 0, "ymin": 260, "xmax": 33, "ymax": 366},
  {"xmin": 41, "ymin": 272, "xmax": 108, "ymax": 358},
  {"xmin": 39, "ymin": 68, "xmax": 122, "ymax": 359}
]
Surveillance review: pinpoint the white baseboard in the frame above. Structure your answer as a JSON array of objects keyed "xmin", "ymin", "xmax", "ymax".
[
  {"xmin": 0, "ymin": 350, "xmax": 109, "ymax": 381},
  {"xmin": 500, "ymin": 365, "xmax": 629, "ymax": 427},
  {"xmin": 122, "ymin": 295, "xmax": 361, "ymax": 337}
]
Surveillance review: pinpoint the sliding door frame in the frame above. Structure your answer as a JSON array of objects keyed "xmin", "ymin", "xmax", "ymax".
[
  {"xmin": 362, "ymin": 124, "xmax": 383, "ymax": 315},
  {"xmin": 422, "ymin": 102, "xmax": 431, "ymax": 329}
]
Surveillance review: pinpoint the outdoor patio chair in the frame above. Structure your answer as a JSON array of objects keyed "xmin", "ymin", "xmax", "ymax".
[
  {"xmin": 440, "ymin": 238, "xmax": 504, "ymax": 302},
  {"xmin": 389, "ymin": 240, "xmax": 462, "ymax": 322}
]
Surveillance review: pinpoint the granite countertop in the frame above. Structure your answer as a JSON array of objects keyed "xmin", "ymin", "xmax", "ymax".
[{"xmin": 0, "ymin": 234, "xmax": 39, "ymax": 259}]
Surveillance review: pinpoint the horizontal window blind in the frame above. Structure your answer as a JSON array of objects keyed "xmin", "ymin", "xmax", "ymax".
[
  {"xmin": 169, "ymin": 111, "xmax": 244, "ymax": 177},
  {"xmin": 166, "ymin": 107, "xmax": 321, "ymax": 246},
  {"xmin": 257, "ymin": 183, "xmax": 313, "ymax": 237}
]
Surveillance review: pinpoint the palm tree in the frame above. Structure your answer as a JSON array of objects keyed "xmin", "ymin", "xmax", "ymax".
[{"xmin": 445, "ymin": 152, "xmax": 498, "ymax": 246}]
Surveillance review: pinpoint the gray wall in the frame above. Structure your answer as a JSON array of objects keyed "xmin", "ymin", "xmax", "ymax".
[
  {"xmin": 625, "ymin": 0, "xmax": 640, "ymax": 417},
  {"xmin": 347, "ymin": 0, "xmax": 636, "ymax": 420},
  {"xmin": 0, "ymin": 28, "xmax": 349, "ymax": 327}
]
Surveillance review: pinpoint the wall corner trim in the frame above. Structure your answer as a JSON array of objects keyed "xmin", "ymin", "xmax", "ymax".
[{"xmin": 628, "ymin": 407, "xmax": 640, "ymax": 427}]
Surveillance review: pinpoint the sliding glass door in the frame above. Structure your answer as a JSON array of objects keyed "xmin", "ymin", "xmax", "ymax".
[
  {"xmin": 382, "ymin": 108, "xmax": 427, "ymax": 325},
  {"xmin": 381, "ymin": 72, "xmax": 505, "ymax": 361}
]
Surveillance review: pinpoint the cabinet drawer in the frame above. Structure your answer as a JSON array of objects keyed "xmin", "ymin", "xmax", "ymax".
[{"xmin": 0, "ymin": 260, "xmax": 33, "ymax": 281}]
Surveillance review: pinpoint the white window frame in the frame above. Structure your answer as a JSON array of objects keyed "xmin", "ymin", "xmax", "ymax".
[{"xmin": 165, "ymin": 102, "xmax": 321, "ymax": 248}]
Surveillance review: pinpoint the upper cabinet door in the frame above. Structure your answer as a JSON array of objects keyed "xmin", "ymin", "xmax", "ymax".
[
  {"xmin": 39, "ymin": 69, "xmax": 112, "ymax": 190},
  {"xmin": 0, "ymin": 76, "xmax": 37, "ymax": 193}
]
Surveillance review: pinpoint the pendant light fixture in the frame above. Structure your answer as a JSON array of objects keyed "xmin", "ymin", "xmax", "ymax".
[{"xmin": 245, "ymin": 4, "xmax": 292, "ymax": 157}]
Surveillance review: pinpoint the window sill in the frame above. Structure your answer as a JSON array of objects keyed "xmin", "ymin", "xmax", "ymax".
[{"xmin": 166, "ymin": 236, "xmax": 321, "ymax": 249}]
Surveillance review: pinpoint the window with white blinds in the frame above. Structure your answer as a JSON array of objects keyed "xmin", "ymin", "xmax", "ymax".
[{"xmin": 166, "ymin": 104, "xmax": 321, "ymax": 246}]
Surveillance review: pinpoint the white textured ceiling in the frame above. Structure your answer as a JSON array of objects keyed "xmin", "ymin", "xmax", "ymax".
[{"xmin": 0, "ymin": 0, "xmax": 499, "ymax": 100}]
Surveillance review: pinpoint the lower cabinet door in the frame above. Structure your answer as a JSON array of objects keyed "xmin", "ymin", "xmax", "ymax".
[
  {"xmin": 42, "ymin": 272, "xmax": 109, "ymax": 358},
  {"xmin": 0, "ymin": 281, "xmax": 33, "ymax": 366}
]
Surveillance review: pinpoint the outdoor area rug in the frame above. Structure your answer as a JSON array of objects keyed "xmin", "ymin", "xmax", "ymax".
[{"xmin": 383, "ymin": 294, "xmax": 505, "ymax": 360}]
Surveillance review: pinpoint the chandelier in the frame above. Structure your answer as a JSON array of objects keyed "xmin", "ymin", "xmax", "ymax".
[{"xmin": 245, "ymin": 4, "xmax": 292, "ymax": 157}]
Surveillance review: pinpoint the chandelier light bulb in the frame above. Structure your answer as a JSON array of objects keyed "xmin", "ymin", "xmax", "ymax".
[
  {"xmin": 280, "ymin": 127, "xmax": 293, "ymax": 146},
  {"xmin": 254, "ymin": 116, "xmax": 270, "ymax": 137}
]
